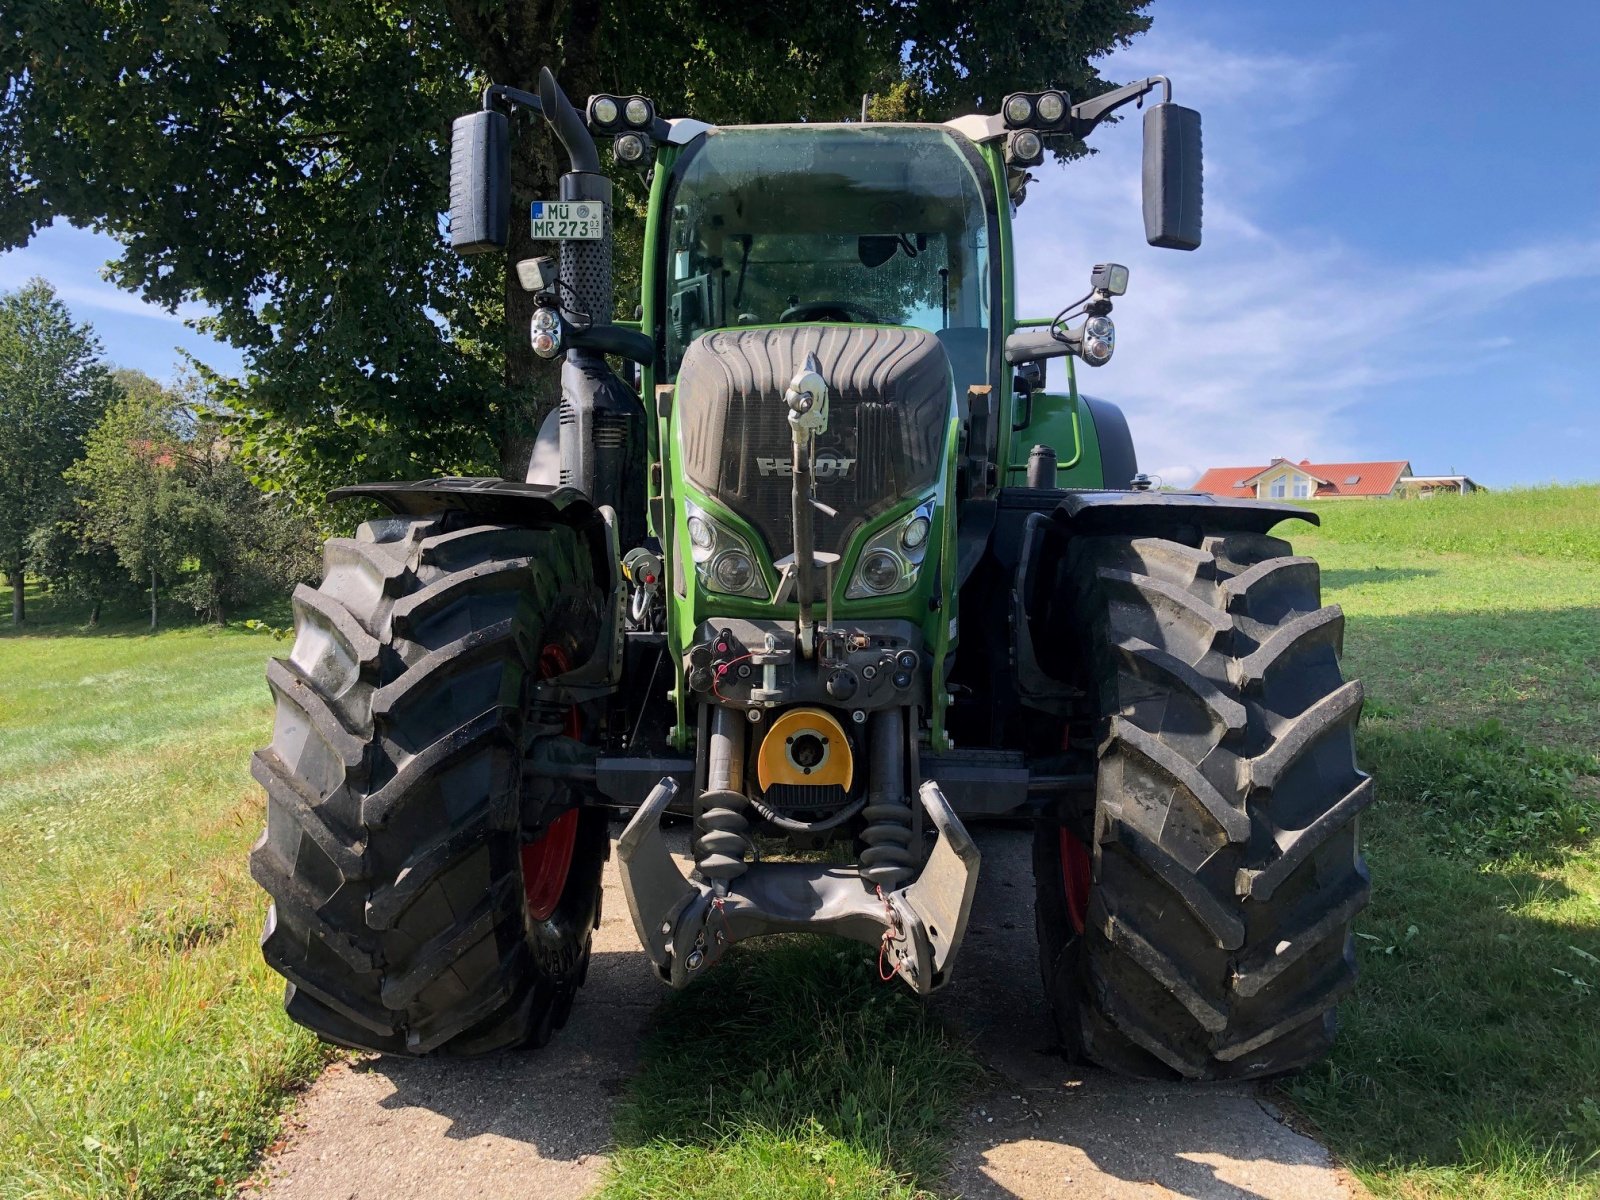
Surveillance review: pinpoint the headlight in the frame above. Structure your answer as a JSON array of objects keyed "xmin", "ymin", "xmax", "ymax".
[
  {"xmin": 1036, "ymin": 91, "xmax": 1067, "ymax": 123},
  {"xmin": 1004, "ymin": 94, "xmax": 1033, "ymax": 125},
  {"xmin": 624, "ymin": 97, "xmax": 652, "ymax": 127},
  {"xmin": 846, "ymin": 499, "xmax": 935, "ymax": 600},
  {"xmin": 711, "ymin": 549, "xmax": 756, "ymax": 593},
  {"xmin": 683, "ymin": 500, "xmax": 768, "ymax": 599},
  {"xmin": 591, "ymin": 96, "xmax": 620, "ymax": 126},
  {"xmin": 858, "ymin": 550, "xmax": 902, "ymax": 594}
]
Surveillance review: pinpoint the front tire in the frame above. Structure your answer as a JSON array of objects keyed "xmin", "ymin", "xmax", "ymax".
[
  {"xmin": 1036, "ymin": 530, "xmax": 1371, "ymax": 1079},
  {"xmin": 249, "ymin": 511, "xmax": 608, "ymax": 1055}
]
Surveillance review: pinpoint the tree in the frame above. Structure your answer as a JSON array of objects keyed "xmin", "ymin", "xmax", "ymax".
[
  {"xmin": 26, "ymin": 496, "xmax": 136, "ymax": 626},
  {"xmin": 2, "ymin": 1, "xmax": 1150, "ymax": 498},
  {"xmin": 67, "ymin": 370, "xmax": 320, "ymax": 626},
  {"xmin": 0, "ymin": 278, "xmax": 116, "ymax": 624},
  {"xmin": 68, "ymin": 372, "xmax": 189, "ymax": 629}
]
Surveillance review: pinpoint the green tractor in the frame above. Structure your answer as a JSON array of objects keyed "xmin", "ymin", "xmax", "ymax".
[{"xmin": 249, "ymin": 67, "xmax": 1370, "ymax": 1079}]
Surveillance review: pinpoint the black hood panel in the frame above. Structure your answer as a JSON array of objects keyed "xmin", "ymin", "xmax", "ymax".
[{"xmin": 675, "ymin": 325, "xmax": 950, "ymax": 560}]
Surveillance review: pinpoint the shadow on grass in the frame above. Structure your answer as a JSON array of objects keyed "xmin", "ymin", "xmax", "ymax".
[
  {"xmin": 1285, "ymin": 716, "xmax": 1600, "ymax": 1193},
  {"xmin": 1320, "ymin": 565, "xmax": 1440, "ymax": 589},
  {"xmin": 0, "ymin": 579, "xmax": 293, "ymax": 640}
]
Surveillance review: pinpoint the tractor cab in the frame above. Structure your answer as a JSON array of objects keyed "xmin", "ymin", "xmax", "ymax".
[{"xmin": 660, "ymin": 123, "xmax": 998, "ymax": 403}]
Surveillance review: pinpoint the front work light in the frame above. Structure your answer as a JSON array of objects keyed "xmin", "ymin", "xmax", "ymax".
[
  {"xmin": 624, "ymin": 97, "xmax": 653, "ymax": 127},
  {"xmin": 1036, "ymin": 91, "xmax": 1067, "ymax": 123},
  {"xmin": 1081, "ymin": 315, "xmax": 1115, "ymax": 366},
  {"xmin": 590, "ymin": 96, "xmax": 620, "ymax": 127},
  {"xmin": 530, "ymin": 305, "xmax": 562, "ymax": 358},
  {"xmin": 1007, "ymin": 130, "xmax": 1044, "ymax": 167},
  {"xmin": 1004, "ymin": 94, "xmax": 1034, "ymax": 125},
  {"xmin": 614, "ymin": 132, "xmax": 647, "ymax": 164}
]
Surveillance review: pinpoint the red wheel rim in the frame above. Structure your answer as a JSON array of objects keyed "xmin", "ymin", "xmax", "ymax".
[
  {"xmin": 522, "ymin": 808, "xmax": 579, "ymax": 921},
  {"xmin": 522, "ymin": 642, "xmax": 581, "ymax": 921},
  {"xmin": 1058, "ymin": 827, "xmax": 1091, "ymax": 935}
]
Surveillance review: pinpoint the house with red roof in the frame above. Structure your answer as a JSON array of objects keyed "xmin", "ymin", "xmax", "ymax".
[{"xmin": 1191, "ymin": 458, "xmax": 1416, "ymax": 501}]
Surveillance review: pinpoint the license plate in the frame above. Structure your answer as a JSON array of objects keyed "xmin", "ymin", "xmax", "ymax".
[{"xmin": 530, "ymin": 201, "xmax": 605, "ymax": 240}]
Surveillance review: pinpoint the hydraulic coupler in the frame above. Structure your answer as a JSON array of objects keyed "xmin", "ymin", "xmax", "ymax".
[{"xmin": 616, "ymin": 775, "xmax": 980, "ymax": 994}]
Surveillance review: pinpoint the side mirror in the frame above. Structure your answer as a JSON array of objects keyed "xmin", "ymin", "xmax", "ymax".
[
  {"xmin": 1142, "ymin": 103, "xmax": 1202, "ymax": 251},
  {"xmin": 449, "ymin": 109, "xmax": 510, "ymax": 254}
]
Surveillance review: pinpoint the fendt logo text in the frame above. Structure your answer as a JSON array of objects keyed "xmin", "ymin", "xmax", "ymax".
[{"xmin": 756, "ymin": 456, "xmax": 857, "ymax": 480}]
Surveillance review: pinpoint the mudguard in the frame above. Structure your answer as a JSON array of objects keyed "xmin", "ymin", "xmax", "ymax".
[
  {"xmin": 330, "ymin": 477, "xmax": 624, "ymax": 702},
  {"xmin": 1010, "ymin": 488, "xmax": 1317, "ymax": 713}
]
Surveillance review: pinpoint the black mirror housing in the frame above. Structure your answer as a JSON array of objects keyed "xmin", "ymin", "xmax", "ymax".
[
  {"xmin": 1142, "ymin": 103, "xmax": 1202, "ymax": 251},
  {"xmin": 449, "ymin": 109, "xmax": 510, "ymax": 254}
]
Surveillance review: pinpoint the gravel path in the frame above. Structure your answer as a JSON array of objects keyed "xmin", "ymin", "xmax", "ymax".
[{"xmin": 246, "ymin": 825, "xmax": 1361, "ymax": 1199}]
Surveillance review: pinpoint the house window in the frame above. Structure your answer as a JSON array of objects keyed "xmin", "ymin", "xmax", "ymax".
[
  {"xmin": 1270, "ymin": 477, "xmax": 1287, "ymax": 499},
  {"xmin": 1293, "ymin": 474, "xmax": 1311, "ymax": 499}
]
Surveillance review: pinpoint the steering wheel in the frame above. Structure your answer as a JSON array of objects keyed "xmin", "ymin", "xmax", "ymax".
[{"xmin": 779, "ymin": 299, "xmax": 882, "ymax": 324}]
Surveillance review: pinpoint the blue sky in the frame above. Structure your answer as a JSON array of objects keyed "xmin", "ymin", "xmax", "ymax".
[
  {"xmin": 3, "ymin": 0, "xmax": 1596, "ymax": 487},
  {"xmin": 1014, "ymin": 0, "xmax": 1600, "ymax": 485}
]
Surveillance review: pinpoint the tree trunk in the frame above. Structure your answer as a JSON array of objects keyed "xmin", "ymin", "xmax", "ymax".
[
  {"xmin": 88, "ymin": 597, "xmax": 102, "ymax": 628},
  {"xmin": 499, "ymin": 127, "xmax": 564, "ymax": 479},
  {"xmin": 149, "ymin": 567, "xmax": 158, "ymax": 631},
  {"xmin": 8, "ymin": 559, "xmax": 22, "ymax": 626}
]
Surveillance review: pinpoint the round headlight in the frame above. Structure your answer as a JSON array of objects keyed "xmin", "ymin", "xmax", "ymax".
[
  {"xmin": 1084, "ymin": 315, "xmax": 1114, "ymax": 340},
  {"xmin": 1036, "ymin": 91, "xmax": 1066, "ymax": 123},
  {"xmin": 900, "ymin": 515, "xmax": 930, "ymax": 550},
  {"xmin": 1083, "ymin": 335, "xmax": 1114, "ymax": 366},
  {"xmin": 859, "ymin": 549, "xmax": 902, "ymax": 594},
  {"xmin": 711, "ymin": 549, "xmax": 755, "ymax": 593},
  {"xmin": 1009, "ymin": 130, "xmax": 1043, "ymax": 163},
  {"xmin": 1004, "ymin": 94, "xmax": 1033, "ymax": 125},
  {"xmin": 624, "ymin": 97, "xmax": 651, "ymax": 127},
  {"xmin": 591, "ymin": 96, "xmax": 620, "ymax": 126},
  {"xmin": 531, "ymin": 306, "xmax": 559, "ymax": 334},
  {"xmin": 614, "ymin": 133, "xmax": 646, "ymax": 164},
  {"xmin": 531, "ymin": 329, "xmax": 561, "ymax": 359},
  {"xmin": 687, "ymin": 514, "xmax": 714, "ymax": 551}
]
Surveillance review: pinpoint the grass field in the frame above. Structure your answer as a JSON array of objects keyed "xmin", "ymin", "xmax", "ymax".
[{"xmin": 1, "ymin": 484, "xmax": 1597, "ymax": 1199}]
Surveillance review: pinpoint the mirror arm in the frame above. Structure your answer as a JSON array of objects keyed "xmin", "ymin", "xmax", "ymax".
[
  {"xmin": 1070, "ymin": 75, "xmax": 1171, "ymax": 138},
  {"xmin": 481, "ymin": 73, "xmax": 602, "ymax": 175},
  {"xmin": 482, "ymin": 84, "xmax": 544, "ymax": 117},
  {"xmin": 1004, "ymin": 327, "xmax": 1081, "ymax": 366}
]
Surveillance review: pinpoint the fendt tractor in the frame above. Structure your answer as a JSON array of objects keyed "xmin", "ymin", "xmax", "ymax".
[{"xmin": 249, "ymin": 65, "xmax": 1372, "ymax": 1080}]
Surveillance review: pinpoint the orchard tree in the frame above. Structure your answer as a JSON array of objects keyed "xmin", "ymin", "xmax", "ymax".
[
  {"xmin": 68, "ymin": 371, "xmax": 189, "ymax": 629},
  {"xmin": 0, "ymin": 278, "xmax": 116, "ymax": 624},
  {"xmin": 2, "ymin": 0, "xmax": 1150, "ymax": 498},
  {"xmin": 25, "ymin": 499, "xmax": 133, "ymax": 626},
  {"xmin": 67, "ymin": 370, "xmax": 320, "ymax": 626}
]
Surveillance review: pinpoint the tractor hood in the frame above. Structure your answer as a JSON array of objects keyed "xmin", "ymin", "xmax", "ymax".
[{"xmin": 675, "ymin": 325, "xmax": 951, "ymax": 561}]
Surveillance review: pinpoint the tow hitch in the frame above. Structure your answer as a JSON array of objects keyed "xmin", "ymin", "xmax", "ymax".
[{"xmin": 617, "ymin": 776, "xmax": 980, "ymax": 994}]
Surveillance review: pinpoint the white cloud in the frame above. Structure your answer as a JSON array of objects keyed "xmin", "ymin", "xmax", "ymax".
[
  {"xmin": 1014, "ymin": 30, "xmax": 1600, "ymax": 485},
  {"xmin": 0, "ymin": 245, "xmax": 209, "ymax": 327}
]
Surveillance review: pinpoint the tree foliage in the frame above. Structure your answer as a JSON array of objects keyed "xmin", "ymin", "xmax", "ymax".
[
  {"xmin": 2, "ymin": 0, "xmax": 1151, "ymax": 499},
  {"xmin": 0, "ymin": 277, "xmax": 116, "ymax": 623}
]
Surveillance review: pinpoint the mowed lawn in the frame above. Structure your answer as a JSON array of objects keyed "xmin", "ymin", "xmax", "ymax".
[
  {"xmin": 1, "ymin": 485, "xmax": 1597, "ymax": 1199},
  {"xmin": 1291, "ymin": 486, "xmax": 1600, "ymax": 1199},
  {"xmin": 0, "ymin": 589, "xmax": 329, "ymax": 1199}
]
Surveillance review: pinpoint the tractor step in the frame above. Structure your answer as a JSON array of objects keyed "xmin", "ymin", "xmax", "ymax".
[{"xmin": 617, "ymin": 778, "xmax": 980, "ymax": 993}]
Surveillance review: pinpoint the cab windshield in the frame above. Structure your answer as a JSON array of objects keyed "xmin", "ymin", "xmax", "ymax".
[{"xmin": 663, "ymin": 125, "xmax": 996, "ymax": 387}]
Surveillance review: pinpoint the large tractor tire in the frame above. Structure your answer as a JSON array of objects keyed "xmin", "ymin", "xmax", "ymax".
[
  {"xmin": 249, "ymin": 511, "xmax": 608, "ymax": 1055},
  {"xmin": 1035, "ymin": 530, "xmax": 1371, "ymax": 1079}
]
